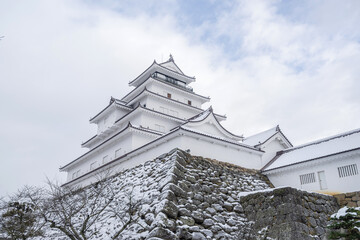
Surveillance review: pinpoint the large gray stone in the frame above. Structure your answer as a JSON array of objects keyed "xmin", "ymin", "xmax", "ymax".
[
  {"xmin": 192, "ymin": 211, "xmax": 204, "ymax": 224},
  {"xmin": 147, "ymin": 227, "xmax": 178, "ymax": 240},
  {"xmin": 205, "ymin": 207, "xmax": 216, "ymax": 215},
  {"xmin": 212, "ymin": 203, "xmax": 224, "ymax": 212},
  {"xmin": 161, "ymin": 199, "xmax": 178, "ymax": 219},
  {"xmin": 178, "ymin": 207, "xmax": 191, "ymax": 217},
  {"xmin": 179, "ymin": 216, "xmax": 195, "ymax": 226},
  {"xmin": 192, "ymin": 232, "xmax": 206, "ymax": 240},
  {"xmin": 203, "ymin": 218, "xmax": 215, "ymax": 228}
]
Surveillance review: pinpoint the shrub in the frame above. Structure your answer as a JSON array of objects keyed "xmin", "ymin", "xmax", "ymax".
[{"xmin": 328, "ymin": 206, "xmax": 360, "ymax": 239}]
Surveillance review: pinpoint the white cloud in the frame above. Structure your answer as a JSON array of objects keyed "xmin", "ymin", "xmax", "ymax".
[{"xmin": 188, "ymin": 0, "xmax": 360, "ymax": 142}]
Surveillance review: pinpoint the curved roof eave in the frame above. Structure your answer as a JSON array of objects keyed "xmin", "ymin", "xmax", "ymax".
[
  {"xmin": 59, "ymin": 123, "xmax": 162, "ymax": 171},
  {"xmin": 89, "ymin": 99, "xmax": 132, "ymax": 123},
  {"xmin": 84, "ymin": 105, "xmax": 186, "ymax": 149},
  {"xmin": 122, "ymin": 77, "xmax": 210, "ymax": 103},
  {"xmin": 182, "ymin": 108, "xmax": 243, "ymax": 141}
]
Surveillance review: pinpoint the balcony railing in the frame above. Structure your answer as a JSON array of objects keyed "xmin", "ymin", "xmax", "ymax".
[{"xmin": 151, "ymin": 72, "xmax": 193, "ymax": 92}]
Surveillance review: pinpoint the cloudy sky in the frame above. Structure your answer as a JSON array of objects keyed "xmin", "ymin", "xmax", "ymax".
[{"xmin": 1, "ymin": 0, "xmax": 359, "ymax": 196}]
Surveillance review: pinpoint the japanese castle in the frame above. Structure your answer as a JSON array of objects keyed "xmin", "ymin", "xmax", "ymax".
[{"xmin": 60, "ymin": 55, "xmax": 360, "ymax": 193}]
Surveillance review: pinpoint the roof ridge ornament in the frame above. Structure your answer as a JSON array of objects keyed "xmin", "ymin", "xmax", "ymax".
[
  {"xmin": 169, "ymin": 54, "xmax": 174, "ymax": 62},
  {"xmin": 110, "ymin": 96, "xmax": 115, "ymax": 104}
]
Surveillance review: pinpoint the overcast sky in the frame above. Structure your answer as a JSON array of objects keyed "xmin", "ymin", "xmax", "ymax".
[{"xmin": 1, "ymin": 0, "xmax": 359, "ymax": 196}]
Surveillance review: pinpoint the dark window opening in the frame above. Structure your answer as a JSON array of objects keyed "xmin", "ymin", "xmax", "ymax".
[
  {"xmin": 188, "ymin": 100, "xmax": 192, "ymax": 105},
  {"xmin": 167, "ymin": 93, "xmax": 172, "ymax": 99}
]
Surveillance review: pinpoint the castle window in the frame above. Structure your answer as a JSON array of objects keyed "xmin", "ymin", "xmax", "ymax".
[
  {"xmin": 338, "ymin": 164, "xmax": 358, "ymax": 178},
  {"xmin": 299, "ymin": 172, "xmax": 315, "ymax": 185},
  {"xmin": 103, "ymin": 155, "xmax": 109, "ymax": 164},
  {"xmin": 167, "ymin": 93, "xmax": 172, "ymax": 99},
  {"xmin": 170, "ymin": 110, "xmax": 178, "ymax": 117},
  {"xmin": 160, "ymin": 106, "xmax": 169, "ymax": 115},
  {"xmin": 72, "ymin": 170, "xmax": 80, "ymax": 179},
  {"xmin": 188, "ymin": 100, "xmax": 192, "ymax": 106},
  {"xmin": 90, "ymin": 161, "xmax": 97, "ymax": 170},
  {"xmin": 115, "ymin": 148, "xmax": 122, "ymax": 158},
  {"xmin": 154, "ymin": 124, "xmax": 165, "ymax": 133}
]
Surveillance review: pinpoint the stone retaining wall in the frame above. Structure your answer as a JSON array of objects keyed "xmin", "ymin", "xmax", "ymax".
[
  {"xmin": 334, "ymin": 191, "xmax": 360, "ymax": 207},
  {"xmin": 146, "ymin": 149, "xmax": 273, "ymax": 239},
  {"xmin": 146, "ymin": 150, "xmax": 341, "ymax": 240},
  {"xmin": 240, "ymin": 187, "xmax": 339, "ymax": 240}
]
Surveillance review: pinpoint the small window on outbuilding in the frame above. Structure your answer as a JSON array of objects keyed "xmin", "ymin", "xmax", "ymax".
[
  {"xmin": 299, "ymin": 172, "xmax": 316, "ymax": 185},
  {"xmin": 338, "ymin": 164, "xmax": 358, "ymax": 178}
]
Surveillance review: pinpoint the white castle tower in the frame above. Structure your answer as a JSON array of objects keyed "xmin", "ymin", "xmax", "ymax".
[{"xmin": 60, "ymin": 56, "xmax": 291, "ymax": 187}]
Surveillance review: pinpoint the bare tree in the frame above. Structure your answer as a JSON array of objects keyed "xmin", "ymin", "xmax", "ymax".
[
  {"xmin": 19, "ymin": 175, "xmax": 144, "ymax": 239},
  {"xmin": 108, "ymin": 187, "xmax": 145, "ymax": 239},
  {"xmin": 24, "ymin": 179, "xmax": 114, "ymax": 240}
]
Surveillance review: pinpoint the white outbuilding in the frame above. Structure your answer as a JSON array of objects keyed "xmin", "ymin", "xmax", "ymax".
[{"xmin": 261, "ymin": 128, "xmax": 360, "ymax": 194}]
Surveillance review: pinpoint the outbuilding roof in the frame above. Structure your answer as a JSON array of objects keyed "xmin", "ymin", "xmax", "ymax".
[
  {"xmin": 243, "ymin": 125, "xmax": 292, "ymax": 148},
  {"xmin": 262, "ymin": 128, "xmax": 360, "ymax": 172}
]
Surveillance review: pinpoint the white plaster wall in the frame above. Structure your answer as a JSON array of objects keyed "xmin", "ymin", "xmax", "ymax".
[
  {"xmin": 128, "ymin": 112, "xmax": 142, "ymax": 126},
  {"xmin": 68, "ymin": 135, "xmax": 183, "ymax": 187},
  {"xmin": 185, "ymin": 122, "xmax": 236, "ymax": 142},
  {"xmin": 179, "ymin": 135, "xmax": 263, "ymax": 169},
  {"xmin": 140, "ymin": 114, "xmax": 179, "ymax": 133},
  {"xmin": 265, "ymin": 155, "xmax": 360, "ymax": 193},
  {"xmin": 97, "ymin": 108, "xmax": 129, "ymax": 134},
  {"xmin": 147, "ymin": 81, "xmax": 203, "ymax": 108},
  {"xmin": 260, "ymin": 138, "xmax": 287, "ymax": 167},
  {"xmin": 131, "ymin": 132, "xmax": 158, "ymax": 149},
  {"xmin": 85, "ymin": 109, "xmax": 181, "ymax": 150},
  {"xmin": 144, "ymin": 95, "xmax": 200, "ymax": 120},
  {"xmin": 67, "ymin": 134, "xmax": 133, "ymax": 181},
  {"xmin": 66, "ymin": 133, "xmax": 265, "ymax": 187}
]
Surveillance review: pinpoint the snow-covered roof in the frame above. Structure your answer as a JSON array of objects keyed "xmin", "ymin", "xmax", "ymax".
[
  {"xmin": 82, "ymin": 105, "xmax": 186, "ymax": 149},
  {"xmin": 159, "ymin": 55, "xmax": 184, "ymax": 74},
  {"xmin": 89, "ymin": 97, "xmax": 132, "ymax": 123},
  {"xmin": 262, "ymin": 128, "xmax": 360, "ymax": 172},
  {"xmin": 121, "ymin": 76, "xmax": 210, "ymax": 103},
  {"xmin": 243, "ymin": 125, "xmax": 292, "ymax": 147},
  {"xmin": 187, "ymin": 106, "xmax": 213, "ymax": 122},
  {"xmin": 129, "ymin": 58, "xmax": 195, "ymax": 87},
  {"xmin": 124, "ymin": 88, "xmax": 224, "ymax": 122},
  {"xmin": 177, "ymin": 107, "xmax": 243, "ymax": 141},
  {"xmin": 243, "ymin": 126, "xmax": 279, "ymax": 146}
]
